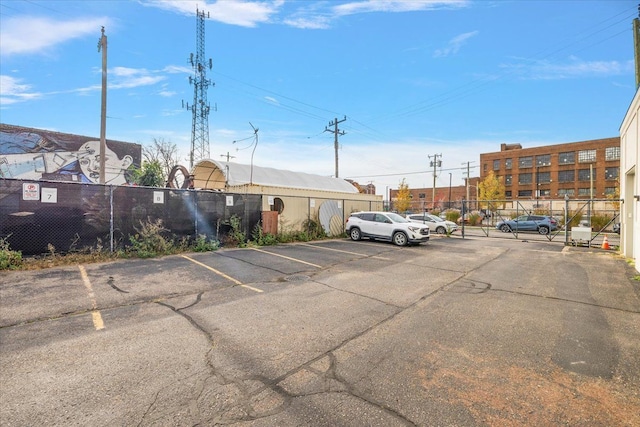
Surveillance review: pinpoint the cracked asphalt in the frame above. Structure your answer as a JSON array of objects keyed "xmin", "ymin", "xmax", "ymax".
[{"xmin": 1, "ymin": 236, "xmax": 639, "ymax": 426}]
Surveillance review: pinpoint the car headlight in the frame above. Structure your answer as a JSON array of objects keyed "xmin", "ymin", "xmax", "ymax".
[{"xmin": 407, "ymin": 226, "xmax": 420, "ymax": 232}]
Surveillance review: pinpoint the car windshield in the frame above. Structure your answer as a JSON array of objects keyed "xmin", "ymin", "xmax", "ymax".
[
  {"xmin": 427, "ymin": 214, "xmax": 444, "ymax": 222},
  {"xmin": 387, "ymin": 213, "xmax": 409, "ymax": 223}
]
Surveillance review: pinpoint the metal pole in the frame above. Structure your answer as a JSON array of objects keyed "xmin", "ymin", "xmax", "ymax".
[
  {"xmin": 98, "ymin": 27, "xmax": 107, "ymax": 185},
  {"xmin": 448, "ymin": 172, "xmax": 452, "ymax": 209}
]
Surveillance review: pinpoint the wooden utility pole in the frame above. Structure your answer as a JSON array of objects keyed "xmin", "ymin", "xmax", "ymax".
[
  {"xmin": 634, "ymin": 11, "xmax": 640, "ymax": 89},
  {"xmin": 324, "ymin": 116, "xmax": 346, "ymax": 178},
  {"xmin": 98, "ymin": 27, "xmax": 107, "ymax": 184},
  {"xmin": 429, "ymin": 154, "xmax": 442, "ymax": 210}
]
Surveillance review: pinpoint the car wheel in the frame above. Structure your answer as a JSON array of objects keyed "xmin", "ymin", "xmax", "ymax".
[
  {"xmin": 436, "ymin": 226, "xmax": 446, "ymax": 235},
  {"xmin": 392, "ymin": 231, "xmax": 408, "ymax": 246},
  {"xmin": 349, "ymin": 228, "xmax": 362, "ymax": 241},
  {"xmin": 500, "ymin": 224, "xmax": 511, "ymax": 232},
  {"xmin": 538, "ymin": 226, "xmax": 550, "ymax": 235}
]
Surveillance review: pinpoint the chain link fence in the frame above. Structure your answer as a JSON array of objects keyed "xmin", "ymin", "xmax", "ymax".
[{"xmin": 1, "ymin": 179, "xmax": 261, "ymax": 255}]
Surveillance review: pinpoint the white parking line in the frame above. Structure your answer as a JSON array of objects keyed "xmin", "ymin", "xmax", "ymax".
[
  {"xmin": 299, "ymin": 243, "xmax": 392, "ymax": 261},
  {"xmin": 180, "ymin": 255, "xmax": 263, "ymax": 293},
  {"xmin": 251, "ymin": 248, "xmax": 322, "ymax": 268},
  {"xmin": 78, "ymin": 265, "xmax": 105, "ymax": 331}
]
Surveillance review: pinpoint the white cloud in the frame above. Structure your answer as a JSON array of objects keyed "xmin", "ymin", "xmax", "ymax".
[
  {"xmin": 107, "ymin": 67, "xmax": 166, "ymax": 89},
  {"xmin": 0, "ymin": 75, "xmax": 42, "ymax": 105},
  {"xmin": 142, "ymin": 0, "xmax": 283, "ymax": 27},
  {"xmin": 433, "ymin": 30, "xmax": 479, "ymax": 58},
  {"xmin": 333, "ymin": 0, "xmax": 468, "ymax": 16},
  {"xmin": 0, "ymin": 16, "xmax": 110, "ymax": 56},
  {"xmin": 501, "ymin": 57, "xmax": 634, "ymax": 80}
]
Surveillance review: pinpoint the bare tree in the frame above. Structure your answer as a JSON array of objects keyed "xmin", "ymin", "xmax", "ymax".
[{"xmin": 143, "ymin": 138, "xmax": 179, "ymax": 184}]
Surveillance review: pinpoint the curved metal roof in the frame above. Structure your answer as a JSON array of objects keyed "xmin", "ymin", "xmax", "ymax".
[{"xmin": 192, "ymin": 159, "xmax": 359, "ymax": 194}]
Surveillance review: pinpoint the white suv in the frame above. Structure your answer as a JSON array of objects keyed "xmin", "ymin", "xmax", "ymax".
[
  {"xmin": 345, "ymin": 211, "xmax": 430, "ymax": 246},
  {"xmin": 406, "ymin": 213, "xmax": 458, "ymax": 235}
]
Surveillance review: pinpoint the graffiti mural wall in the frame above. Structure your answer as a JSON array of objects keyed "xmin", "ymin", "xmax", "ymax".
[{"xmin": 0, "ymin": 124, "xmax": 141, "ymax": 185}]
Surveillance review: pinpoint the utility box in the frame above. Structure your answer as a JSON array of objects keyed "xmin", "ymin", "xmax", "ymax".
[{"xmin": 571, "ymin": 226, "xmax": 592, "ymax": 247}]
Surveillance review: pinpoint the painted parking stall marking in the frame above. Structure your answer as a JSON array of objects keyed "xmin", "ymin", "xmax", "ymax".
[
  {"xmin": 300, "ymin": 243, "xmax": 393, "ymax": 260},
  {"xmin": 78, "ymin": 265, "xmax": 105, "ymax": 331},
  {"xmin": 180, "ymin": 255, "xmax": 263, "ymax": 293},
  {"xmin": 251, "ymin": 248, "xmax": 322, "ymax": 269}
]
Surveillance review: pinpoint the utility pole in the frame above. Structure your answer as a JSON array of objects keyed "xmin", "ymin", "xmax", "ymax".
[
  {"xmin": 429, "ymin": 154, "xmax": 442, "ymax": 210},
  {"xmin": 462, "ymin": 161, "xmax": 475, "ymax": 207},
  {"xmin": 448, "ymin": 172, "xmax": 452, "ymax": 209},
  {"xmin": 634, "ymin": 6, "xmax": 640, "ymax": 89},
  {"xmin": 324, "ymin": 116, "xmax": 346, "ymax": 178},
  {"xmin": 183, "ymin": 8, "xmax": 214, "ymax": 170},
  {"xmin": 97, "ymin": 27, "xmax": 107, "ymax": 185},
  {"xmin": 220, "ymin": 152, "xmax": 235, "ymax": 162}
]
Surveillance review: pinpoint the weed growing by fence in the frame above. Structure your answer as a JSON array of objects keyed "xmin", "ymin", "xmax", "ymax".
[{"xmin": 0, "ymin": 237, "xmax": 22, "ymax": 270}]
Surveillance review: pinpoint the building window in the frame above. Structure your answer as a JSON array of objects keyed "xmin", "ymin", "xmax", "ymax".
[
  {"xmin": 518, "ymin": 173, "xmax": 532, "ymax": 184},
  {"xmin": 578, "ymin": 169, "xmax": 595, "ymax": 181},
  {"xmin": 518, "ymin": 190, "xmax": 532, "ymax": 197},
  {"xmin": 505, "ymin": 158, "xmax": 512, "ymax": 169},
  {"xmin": 558, "ymin": 188, "xmax": 575, "ymax": 196},
  {"xmin": 578, "ymin": 188, "xmax": 591, "ymax": 196},
  {"xmin": 578, "ymin": 149, "xmax": 596, "ymax": 163},
  {"xmin": 418, "ymin": 193, "xmax": 425, "ymax": 199},
  {"xmin": 518, "ymin": 156, "xmax": 533, "ymax": 168},
  {"xmin": 493, "ymin": 159, "xmax": 500, "ymax": 170},
  {"xmin": 539, "ymin": 189, "xmax": 551, "ymax": 196},
  {"xmin": 537, "ymin": 171, "xmax": 551, "ymax": 184},
  {"xmin": 605, "ymin": 167, "xmax": 619, "ymax": 180},
  {"xmin": 536, "ymin": 154, "xmax": 551, "ymax": 166},
  {"xmin": 558, "ymin": 170, "xmax": 574, "ymax": 183},
  {"xmin": 559, "ymin": 152, "xmax": 575, "ymax": 164},
  {"xmin": 483, "ymin": 163, "xmax": 488, "ymax": 172},
  {"xmin": 272, "ymin": 197, "xmax": 285, "ymax": 214},
  {"xmin": 604, "ymin": 187, "xmax": 617, "ymax": 195},
  {"xmin": 505, "ymin": 174, "xmax": 512, "ymax": 186},
  {"xmin": 605, "ymin": 146, "xmax": 620, "ymax": 161},
  {"xmin": 505, "ymin": 190, "xmax": 512, "ymax": 198}
]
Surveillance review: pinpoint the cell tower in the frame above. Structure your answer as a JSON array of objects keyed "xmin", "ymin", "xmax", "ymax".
[{"xmin": 183, "ymin": 8, "xmax": 214, "ymax": 170}]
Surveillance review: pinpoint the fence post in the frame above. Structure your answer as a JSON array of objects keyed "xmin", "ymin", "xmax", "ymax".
[
  {"xmin": 564, "ymin": 194, "xmax": 569, "ymax": 246},
  {"xmin": 461, "ymin": 198, "xmax": 466, "ymax": 239},
  {"xmin": 109, "ymin": 185, "xmax": 114, "ymax": 253}
]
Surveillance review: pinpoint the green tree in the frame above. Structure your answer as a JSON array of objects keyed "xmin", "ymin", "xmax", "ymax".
[
  {"xmin": 131, "ymin": 160, "xmax": 164, "ymax": 187},
  {"xmin": 395, "ymin": 178, "xmax": 411, "ymax": 213},
  {"xmin": 478, "ymin": 170, "xmax": 505, "ymax": 209},
  {"xmin": 143, "ymin": 138, "xmax": 180, "ymax": 183}
]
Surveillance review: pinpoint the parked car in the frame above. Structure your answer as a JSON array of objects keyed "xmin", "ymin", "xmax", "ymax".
[
  {"xmin": 496, "ymin": 215, "xmax": 558, "ymax": 235},
  {"xmin": 406, "ymin": 213, "xmax": 458, "ymax": 235},
  {"xmin": 613, "ymin": 223, "xmax": 620, "ymax": 234},
  {"xmin": 346, "ymin": 211, "xmax": 430, "ymax": 246}
]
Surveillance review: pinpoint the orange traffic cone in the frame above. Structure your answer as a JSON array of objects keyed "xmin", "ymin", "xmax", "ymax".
[{"xmin": 601, "ymin": 235, "xmax": 610, "ymax": 250}]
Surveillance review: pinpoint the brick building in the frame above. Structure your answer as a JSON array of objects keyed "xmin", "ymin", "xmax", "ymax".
[
  {"xmin": 479, "ymin": 137, "xmax": 620, "ymax": 201},
  {"xmin": 389, "ymin": 177, "xmax": 481, "ymax": 212},
  {"xmin": 388, "ymin": 137, "xmax": 620, "ymax": 212}
]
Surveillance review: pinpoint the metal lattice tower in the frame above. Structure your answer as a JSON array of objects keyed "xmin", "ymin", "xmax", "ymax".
[{"xmin": 184, "ymin": 8, "xmax": 214, "ymax": 170}]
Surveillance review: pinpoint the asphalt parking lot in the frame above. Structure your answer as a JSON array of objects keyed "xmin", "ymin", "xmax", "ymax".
[{"xmin": 1, "ymin": 235, "xmax": 639, "ymax": 426}]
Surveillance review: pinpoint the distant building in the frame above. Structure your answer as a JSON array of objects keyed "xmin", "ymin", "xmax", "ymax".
[
  {"xmin": 479, "ymin": 137, "xmax": 620, "ymax": 201},
  {"xmin": 191, "ymin": 159, "xmax": 382, "ymax": 236},
  {"xmin": 0, "ymin": 123, "xmax": 141, "ymax": 185},
  {"xmin": 389, "ymin": 177, "xmax": 481, "ymax": 212}
]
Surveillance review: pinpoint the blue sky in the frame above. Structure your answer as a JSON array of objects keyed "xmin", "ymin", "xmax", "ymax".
[{"xmin": 0, "ymin": 0, "xmax": 636, "ymax": 195}]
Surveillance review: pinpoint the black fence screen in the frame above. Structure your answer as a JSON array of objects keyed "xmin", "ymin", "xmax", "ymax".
[{"xmin": 0, "ymin": 179, "xmax": 261, "ymax": 255}]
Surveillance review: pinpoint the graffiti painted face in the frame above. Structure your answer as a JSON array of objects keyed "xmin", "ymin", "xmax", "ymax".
[{"xmin": 78, "ymin": 141, "xmax": 133, "ymax": 184}]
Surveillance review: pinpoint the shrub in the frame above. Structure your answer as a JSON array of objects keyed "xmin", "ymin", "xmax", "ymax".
[
  {"xmin": 251, "ymin": 224, "xmax": 278, "ymax": 246},
  {"xmin": 128, "ymin": 219, "xmax": 174, "ymax": 258},
  {"xmin": 193, "ymin": 234, "xmax": 219, "ymax": 252},
  {"xmin": 444, "ymin": 209, "xmax": 460, "ymax": 223},
  {"xmin": 0, "ymin": 237, "xmax": 23, "ymax": 270}
]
